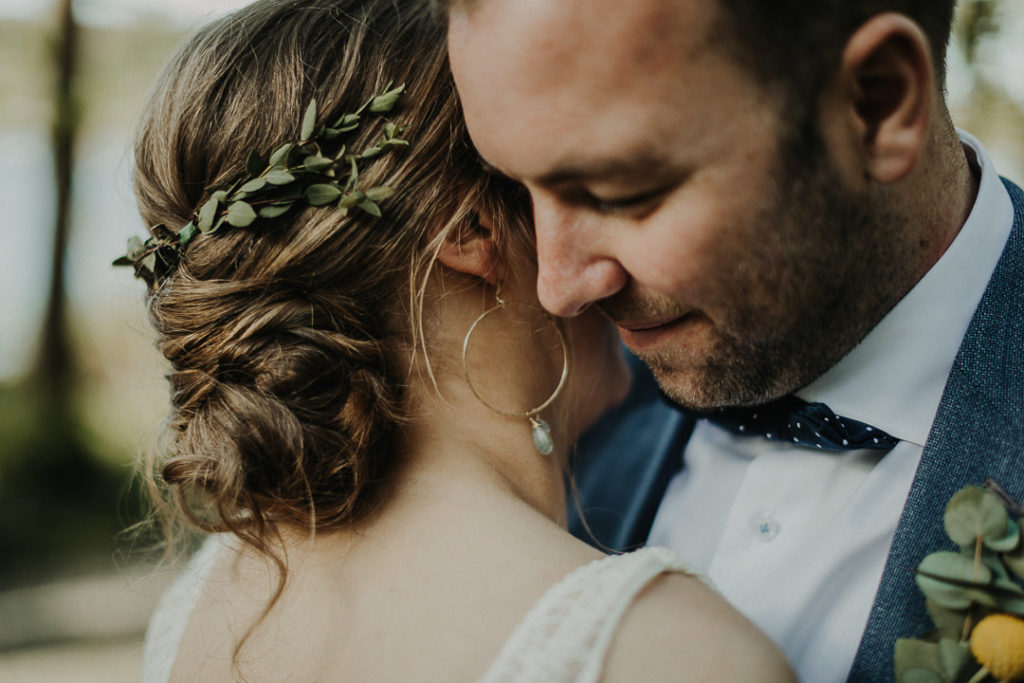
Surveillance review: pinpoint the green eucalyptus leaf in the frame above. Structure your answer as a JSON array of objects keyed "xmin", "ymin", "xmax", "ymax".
[
  {"xmin": 126, "ymin": 236, "xmax": 145, "ymax": 259},
  {"xmin": 306, "ymin": 184, "xmax": 342, "ymax": 206},
  {"xmin": 987, "ymin": 518, "xmax": 1021, "ymax": 552},
  {"xmin": 936, "ymin": 638, "xmax": 971, "ymax": 679},
  {"xmin": 368, "ymin": 83, "xmax": 405, "ymax": 113},
  {"xmin": 381, "ymin": 138, "xmax": 409, "ymax": 148},
  {"xmin": 991, "ymin": 563, "xmax": 1024, "ymax": 595},
  {"xmin": 301, "ymin": 99, "xmax": 318, "ymax": 140},
  {"xmin": 915, "ymin": 551, "xmax": 996, "ymax": 610},
  {"xmin": 384, "ymin": 122, "xmax": 398, "ymax": 139},
  {"xmin": 266, "ymin": 170, "xmax": 296, "ymax": 185},
  {"xmin": 339, "ymin": 191, "xmax": 365, "ymax": 209},
  {"xmin": 259, "ymin": 203, "xmax": 294, "ymax": 219},
  {"xmin": 360, "ymin": 146, "xmax": 383, "ymax": 159},
  {"xmin": 226, "ymin": 201, "xmax": 257, "ymax": 227},
  {"xmin": 335, "ymin": 113, "xmax": 359, "ymax": 127},
  {"xmin": 246, "ymin": 150, "xmax": 265, "ymax": 177},
  {"xmin": 141, "ymin": 252, "xmax": 157, "ymax": 274},
  {"xmin": 364, "ymin": 186, "xmax": 395, "ymax": 202},
  {"xmin": 358, "ymin": 199, "xmax": 382, "ymax": 217},
  {"xmin": 322, "ymin": 128, "xmax": 341, "ymax": 140},
  {"xmin": 919, "ymin": 551, "xmax": 993, "ymax": 585},
  {"xmin": 924, "ymin": 597, "xmax": 968, "ymax": 641},
  {"xmin": 240, "ymin": 177, "xmax": 268, "ymax": 193},
  {"xmin": 304, "ymin": 155, "xmax": 334, "ymax": 172},
  {"xmin": 997, "ymin": 593, "xmax": 1024, "ymax": 616},
  {"xmin": 336, "ymin": 123, "xmax": 359, "ymax": 133},
  {"xmin": 916, "ymin": 574, "xmax": 972, "ymax": 609},
  {"xmin": 211, "ymin": 215, "xmax": 227, "ymax": 233},
  {"xmin": 212, "ymin": 190, "xmax": 229, "ymax": 203},
  {"xmin": 178, "ymin": 221, "xmax": 197, "ymax": 247},
  {"xmin": 269, "ymin": 143, "xmax": 294, "ymax": 168},
  {"xmin": 198, "ymin": 197, "xmax": 219, "ymax": 233},
  {"xmin": 987, "ymin": 548, "xmax": 1017, "ymax": 580},
  {"xmin": 344, "ymin": 158, "xmax": 359, "ymax": 191},
  {"xmin": 1005, "ymin": 541, "xmax": 1024, "ymax": 582},
  {"xmin": 965, "ymin": 586, "xmax": 1001, "ymax": 608},
  {"xmin": 945, "ymin": 486, "xmax": 1009, "ymax": 548},
  {"xmin": 894, "ymin": 639, "xmax": 940, "ymax": 680}
]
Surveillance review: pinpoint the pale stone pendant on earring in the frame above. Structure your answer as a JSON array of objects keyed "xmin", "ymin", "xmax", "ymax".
[{"xmin": 531, "ymin": 417, "xmax": 554, "ymax": 455}]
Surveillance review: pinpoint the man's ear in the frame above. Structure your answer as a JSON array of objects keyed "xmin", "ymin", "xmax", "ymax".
[
  {"xmin": 834, "ymin": 13, "xmax": 933, "ymax": 183},
  {"xmin": 435, "ymin": 209, "xmax": 507, "ymax": 285}
]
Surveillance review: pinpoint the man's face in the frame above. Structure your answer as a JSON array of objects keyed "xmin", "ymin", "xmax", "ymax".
[{"xmin": 449, "ymin": 0, "xmax": 907, "ymax": 410}]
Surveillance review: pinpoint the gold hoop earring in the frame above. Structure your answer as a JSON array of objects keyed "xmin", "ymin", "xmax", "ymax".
[{"xmin": 461, "ymin": 286, "xmax": 569, "ymax": 456}]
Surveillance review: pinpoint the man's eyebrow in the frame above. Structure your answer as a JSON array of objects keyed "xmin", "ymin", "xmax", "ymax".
[
  {"xmin": 477, "ymin": 154, "xmax": 674, "ymax": 185},
  {"xmin": 536, "ymin": 156, "xmax": 672, "ymax": 186}
]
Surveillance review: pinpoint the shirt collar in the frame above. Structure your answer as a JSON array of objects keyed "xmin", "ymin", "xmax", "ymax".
[{"xmin": 795, "ymin": 130, "xmax": 1014, "ymax": 446}]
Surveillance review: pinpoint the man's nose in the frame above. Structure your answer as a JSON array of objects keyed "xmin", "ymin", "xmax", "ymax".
[{"xmin": 532, "ymin": 199, "xmax": 627, "ymax": 317}]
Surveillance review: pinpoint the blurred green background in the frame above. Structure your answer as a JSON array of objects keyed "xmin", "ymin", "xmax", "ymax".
[{"xmin": 0, "ymin": 0, "xmax": 1021, "ymax": 680}]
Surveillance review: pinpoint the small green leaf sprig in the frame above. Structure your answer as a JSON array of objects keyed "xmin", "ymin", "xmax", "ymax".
[
  {"xmin": 114, "ymin": 82, "xmax": 409, "ymax": 289},
  {"xmin": 895, "ymin": 483, "xmax": 1024, "ymax": 683}
]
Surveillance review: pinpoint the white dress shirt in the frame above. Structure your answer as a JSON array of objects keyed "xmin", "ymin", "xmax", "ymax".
[{"xmin": 647, "ymin": 131, "xmax": 1014, "ymax": 683}]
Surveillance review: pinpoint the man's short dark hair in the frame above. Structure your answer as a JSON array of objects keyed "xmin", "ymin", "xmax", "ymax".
[{"xmin": 714, "ymin": 0, "xmax": 957, "ymax": 106}]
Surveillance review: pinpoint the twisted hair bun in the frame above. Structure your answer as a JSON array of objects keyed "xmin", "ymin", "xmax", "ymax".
[{"xmin": 132, "ymin": 0, "xmax": 530, "ymax": 548}]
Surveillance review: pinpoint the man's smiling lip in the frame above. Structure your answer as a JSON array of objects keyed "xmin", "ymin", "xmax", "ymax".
[
  {"xmin": 613, "ymin": 313, "xmax": 696, "ymax": 350},
  {"xmin": 615, "ymin": 314, "xmax": 687, "ymax": 332}
]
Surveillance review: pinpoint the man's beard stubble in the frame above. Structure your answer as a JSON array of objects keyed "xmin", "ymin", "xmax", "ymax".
[{"xmin": 598, "ymin": 143, "xmax": 915, "ymax": 412}]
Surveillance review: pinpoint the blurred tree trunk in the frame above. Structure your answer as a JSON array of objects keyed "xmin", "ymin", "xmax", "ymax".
[
  {"xmin": 957, "ymin": 0, "xmax": 998, "ymax": 64},
  {"xmin": 36, "ymin": 0, "xmax": 78, "ymax": 397}
]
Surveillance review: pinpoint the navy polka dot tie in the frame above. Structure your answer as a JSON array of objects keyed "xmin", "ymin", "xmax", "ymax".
[{"xmin": 702, "ymin": 395, "xmax": 898, "ymax": 451}]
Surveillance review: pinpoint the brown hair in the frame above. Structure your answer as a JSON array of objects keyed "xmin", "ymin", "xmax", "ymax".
[{"xmin": 134, "ymin": 0, "xmax": 528, "ymax": 568}]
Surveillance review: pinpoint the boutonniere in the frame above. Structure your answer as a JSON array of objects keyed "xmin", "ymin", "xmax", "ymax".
[{"xmin": 895, "ymin": 483, "xmax": 1024, "ymax": 683}]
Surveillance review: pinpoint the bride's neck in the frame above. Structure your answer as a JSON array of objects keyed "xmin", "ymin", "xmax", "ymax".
[
  {"xmin": 386, "ymin": 274, "xmax": 575, "ymax": 526},
  {"xmin": 395, "ymin": 376, "xmax": 570, "ymax": 526}
]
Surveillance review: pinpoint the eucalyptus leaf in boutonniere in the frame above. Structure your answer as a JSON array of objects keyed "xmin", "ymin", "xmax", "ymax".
[{"xmin": 895, "ymin": 483, "xmax": 1024, "ymax": 683}]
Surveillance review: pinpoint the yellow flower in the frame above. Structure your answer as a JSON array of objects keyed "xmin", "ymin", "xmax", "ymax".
[{"xmin": 971, "ymin": 614, "xmax": 1024, "ymax": 680}]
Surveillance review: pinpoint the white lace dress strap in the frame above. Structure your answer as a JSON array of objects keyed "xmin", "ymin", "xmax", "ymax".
[
  {"xmin": 141, "ymin": 534, "xmax": 226, "ymax": 683},
  {"xmin": 478, "ymin": 546, "xmax": 700, "ymax": 683}
]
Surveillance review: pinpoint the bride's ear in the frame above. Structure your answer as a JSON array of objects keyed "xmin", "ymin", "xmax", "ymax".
[{"xmin": 435, "ymin": 209, "xmax": 507, "ymax": 285}]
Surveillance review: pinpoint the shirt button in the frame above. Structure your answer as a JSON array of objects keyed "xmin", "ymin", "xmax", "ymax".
[{"xmin": 751, "ymin": 513, "xmax": 781, "ymax": 542}]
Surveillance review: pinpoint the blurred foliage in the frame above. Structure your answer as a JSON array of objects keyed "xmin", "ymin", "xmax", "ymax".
[
  {"xmin": 956, "ymin": 0, "xmax": 999, "ymax": 63},
  {"xmin": 0, "ymin": 18, "xmax": 183, "ymax": 133},
  {"xmin": 0, "ymin": 15, "xmax": 184, "ymax": 587},
  {"xmin": 0, "ymin": 379, "xmax": 151, "ymax": 585}
]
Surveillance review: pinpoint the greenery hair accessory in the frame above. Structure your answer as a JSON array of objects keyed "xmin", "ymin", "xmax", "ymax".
[{"xmin": 114, "ymin": 82, "xmax": 409, "ymax": 289}]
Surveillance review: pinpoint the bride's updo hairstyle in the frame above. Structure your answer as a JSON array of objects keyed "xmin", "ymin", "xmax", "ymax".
[{"xmin": 133, "ymin": 0, "xmax": 528, "ymax": 554}]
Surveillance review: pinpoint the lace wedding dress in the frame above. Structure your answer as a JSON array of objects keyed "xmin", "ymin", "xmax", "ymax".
[{"xmin": 142, "ymin": 537, "xmax": 696, "ymax": 683}]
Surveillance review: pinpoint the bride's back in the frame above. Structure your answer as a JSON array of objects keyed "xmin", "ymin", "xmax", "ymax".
[{"xmin": 169, "ymin": 484, "xmax": 607, "ymax": 681}]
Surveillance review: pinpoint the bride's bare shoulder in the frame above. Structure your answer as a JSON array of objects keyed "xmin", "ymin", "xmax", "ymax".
[{"xmin": 601, "ymin": 571, "xmax": 796, "ymax": 683}]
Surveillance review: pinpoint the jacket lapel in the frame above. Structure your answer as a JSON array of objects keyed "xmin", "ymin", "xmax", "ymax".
[{"xmin": 849, "ymin": 179, "xmax": 1024, "ymax": 681}]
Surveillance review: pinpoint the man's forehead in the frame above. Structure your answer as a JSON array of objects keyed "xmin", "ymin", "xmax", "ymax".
[
  {"xmin": 448, "ymin": 0, "xmax": 713, "ymax": 179},
  {"xmin": 449, "ymin": 0, "xmax": 696, "ymax": 77}
]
